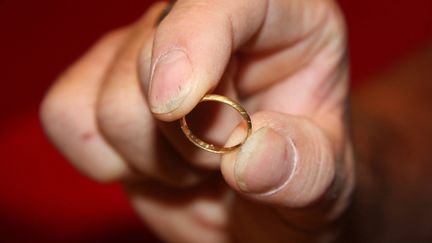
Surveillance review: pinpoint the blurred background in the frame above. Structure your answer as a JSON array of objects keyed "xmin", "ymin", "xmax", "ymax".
[{"xmin": 0, "ymin": 0, "xmax": 431, "ymax": 242}]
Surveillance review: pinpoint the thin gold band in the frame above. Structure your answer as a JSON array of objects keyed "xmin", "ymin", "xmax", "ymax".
[{"xmin": 180, "ymin": 94, "xmax": 252, "ymax": 154}]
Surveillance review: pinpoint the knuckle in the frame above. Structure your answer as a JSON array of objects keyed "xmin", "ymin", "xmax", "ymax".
[
  {"xmin": 40, "ymin": 87, "xmax": 118, "ymax": 183},
  {"xmin": 96, "ymin": 81, "xmax": 137, "ymax": 138},
  {"xmin": 96, "ymin": 90, "xmax": 123, "ymax": 139},
  {"xmin": 95, "ymin": 63, "xmax": 153, "ymax": 143},
  {"xmin": 40, "ymin": 78, "xmax": 127, "ymax": 183},
  {"xmin": 39, "ymin": 81, "xmax": 76, "ymax": 140}
]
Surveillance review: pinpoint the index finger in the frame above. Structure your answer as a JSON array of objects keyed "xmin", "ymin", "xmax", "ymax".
[{"xmin": 140, "ymin": 0, "xmax": 331, "ymax": 121}]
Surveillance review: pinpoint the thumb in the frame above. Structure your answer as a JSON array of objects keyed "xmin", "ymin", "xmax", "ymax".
[{"xmin": 221, "ymin": 111, "xmax": 349, "ymax": 209}]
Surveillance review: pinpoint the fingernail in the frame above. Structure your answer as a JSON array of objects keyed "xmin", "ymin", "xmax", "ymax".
[
  {"xmin": 149, "ymin": 49, "xmax": 192, "ymax": 114},
  {"xmin": 234, "ymin": 127, "xmax": 295, "ymax": 194}
]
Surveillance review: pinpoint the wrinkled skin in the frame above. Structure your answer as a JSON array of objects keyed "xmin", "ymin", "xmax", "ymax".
[{"xmin": 41, "ymin": 1, "xmax": 355, "ymax": 242}]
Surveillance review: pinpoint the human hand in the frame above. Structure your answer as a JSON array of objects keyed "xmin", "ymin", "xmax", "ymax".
[{"xmin": 41, "ymin": 1, "xmax": 354, "ymax": 242}]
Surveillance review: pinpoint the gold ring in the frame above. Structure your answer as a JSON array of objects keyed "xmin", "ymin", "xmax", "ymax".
[{"xmin": 180, "ymin": 94, "xmax": 252, "ymax": 154}]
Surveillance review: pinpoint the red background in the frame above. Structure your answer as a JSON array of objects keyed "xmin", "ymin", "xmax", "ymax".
[{"xmin": 0, "ymin": 0, "xmax": 431, "ymax": 242}]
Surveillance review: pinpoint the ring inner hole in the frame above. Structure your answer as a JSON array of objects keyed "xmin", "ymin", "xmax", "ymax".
[{"xmin": 186, "ymin": 100, "xmax": 243, "ymax": 147}]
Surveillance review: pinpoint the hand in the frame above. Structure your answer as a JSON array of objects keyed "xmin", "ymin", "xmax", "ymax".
[{"xmin": 41, "ymin": 1, "xmax": 354, "ymax": 242}]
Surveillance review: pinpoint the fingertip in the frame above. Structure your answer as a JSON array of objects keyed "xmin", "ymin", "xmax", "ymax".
[
  {"xmin": 141, "ymin": 1, "xmax": 236, "ymax": 121},
  {"xmin": 235, "ymin": 127, "xmax": 294, "ymax": 194},
  {"xmin": 222, "ymin": 126, "xmax": 294, "ymax": 195},
  {"xmin": 222, "ymin": 111, "xmax": 339, "ymax": 208},
  {"xmin": 148, "ymin": 48, "xmax": 194, "ymax": 115}
]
